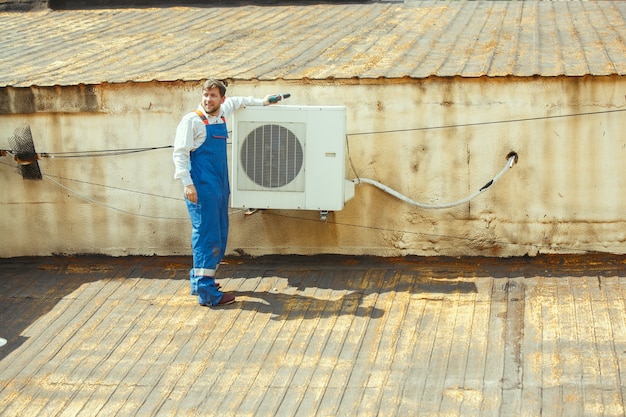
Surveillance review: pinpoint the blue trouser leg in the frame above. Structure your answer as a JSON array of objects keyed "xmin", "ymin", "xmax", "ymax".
[
  {"xmin": 189, "ymin": 269, "xmax": 198, "ymax": 296},
  {"xmin": 217, "ymin": 191, "xmax": 229, "ymax": 265},
  {"xmin": 197, "ymin": 276, "xmax": 223, "ymax": 306},
  {"xmin": 186, "ymin": 195, "xmax": 228, "ymax": 306}
]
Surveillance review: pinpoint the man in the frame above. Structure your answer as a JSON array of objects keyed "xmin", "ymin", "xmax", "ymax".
[{"xmin": 173, "ymin": 78, "xmax": 277, "ymax": 306}]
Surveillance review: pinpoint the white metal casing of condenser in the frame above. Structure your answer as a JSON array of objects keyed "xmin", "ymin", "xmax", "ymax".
[{"xmin": 231, "ymin": 105, "xmax": 354, "ymax": 211}]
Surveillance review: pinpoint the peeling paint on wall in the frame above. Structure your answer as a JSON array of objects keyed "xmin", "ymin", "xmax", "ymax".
[{"xmin": 1, "ymin": 77, "xmax": 626, "ymax": 257}]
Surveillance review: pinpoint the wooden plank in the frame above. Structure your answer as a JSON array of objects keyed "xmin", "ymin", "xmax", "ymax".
[
  {"xmin": 298, "ymin": 283, "xmax": 365, "ymax": 414},
  {"xmin": 305, "ymin": 269, "xmax": 370, "ymax": 416},
  {"xmin": 0, "ymin": 260, "xmax": 82, "ymax": 365},
  {"xmin": 556, "ymin": 276, "xmax": 584, "ymax": 415},
  {"xmin": 604, "ymin": 275, "xmax": 626, "ymax": 411},
  {"xmin": 419, "ymin": 289, "xmax": 460, "ymax": 415},
  {"xmin": 79, "ymin": 275, "xmax": 183, "ymax": 415},
  {"xmin": 519, "ymin": 276, "xmax": 543, "ymax": 417},
  {"xmin": 0, "ymin": 264, "xmax": 64, "ymax": 344},
  {"xmin": 285, "ymin": 268, "xmax": 359, "ymax": 416},
  {"xmin": 269, "ymin": 269, "xmax": 349, "ymax": 416},
  {"xmin": 500, "ymin": 277, "xmax": 526, "ymax": 415},
  {"xmin": 375, "ymin": 271, "xmax": 423, "ymax": 417},
  {"xmin": 396, "ymin": 273, "xmax": 442, "ymax": 416},
  {"xmin": 220, "ymin": 270, "xmax": 314, "ymax": 415},
  {"xmin": 3, "ymin": 255, "xmax": 626, "ymax": 416},
  {"xmin": 0, "ymin": 266, "xmax": 127, "ymax": 417},
  {"xmin": 355, "ymin": 270, "xmax": 409, "ymax": 415},
  {"xmin": 458, "ymin": 276, "xmax": 493, "ymax": 417},
  {"xmin": 125, "ymin": 290, "xmax": 203, "ymax": 415},
  {"xmin": 588, "ymin": 275, "xmax": 625, "ymax": 415},
  {"xmin": 479, "ymin": 277, "xmax": 506, "ymax": 416},
  {"xmin": 570, "ymin": 276, "xmax": 604, "ymax": 415},
  {"xmin": 210, "ymin": 283, "xmax": 282, "ymax": 414},
  {"xmin": 439, "ymin": 279, "xmax": 478, "ymax": 416},
  {"xmin": 189, "ymin": 271, "xmax": 271, "ymax": 414},
  {"xmin": 243, "ymin": 275, "xmax": 316, "ymax": 416},
  {"xmin": 155, "ymin": 269, "xmax": 254, "ymax": 415}
]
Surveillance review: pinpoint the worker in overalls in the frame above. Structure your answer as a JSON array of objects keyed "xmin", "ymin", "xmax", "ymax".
[{"xmin": 173, "ymin": 78, "xmax": 277, "ymax": 306}]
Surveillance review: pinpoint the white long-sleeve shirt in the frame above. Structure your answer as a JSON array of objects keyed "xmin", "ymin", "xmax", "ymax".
[{"xmin": 172, "ymin": 96, "xmax": 264, "ymax": 187}]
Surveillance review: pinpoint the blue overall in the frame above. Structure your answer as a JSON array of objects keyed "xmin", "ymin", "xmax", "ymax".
[{"xmin": 186, "ymin": 112, "xmax": 230, "ymax": 306}]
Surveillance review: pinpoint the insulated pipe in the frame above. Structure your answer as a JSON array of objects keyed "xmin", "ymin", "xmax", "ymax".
[{"xmin": 353, "ymin": 152, "xmax": 518, "ymax": 209}]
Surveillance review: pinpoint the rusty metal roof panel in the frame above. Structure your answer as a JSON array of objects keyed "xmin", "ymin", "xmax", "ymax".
[{"xmin": 1, "ymin": 1, "xmax": 625, "ymax": 88}]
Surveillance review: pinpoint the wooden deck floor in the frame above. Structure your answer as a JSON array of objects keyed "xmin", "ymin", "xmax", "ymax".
[{"xmin": 1, "ymin": 254, "xmax": 626, "ymax": 416}]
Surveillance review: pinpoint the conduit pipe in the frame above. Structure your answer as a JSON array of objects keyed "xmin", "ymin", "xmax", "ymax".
[{"xmin": 353, "ymin": 152, "xmax": 518, "ymax": 209}]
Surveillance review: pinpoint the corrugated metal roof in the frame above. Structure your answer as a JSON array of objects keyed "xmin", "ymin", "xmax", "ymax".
[{"xmin": 1, "ymin": 1, "xmax": 625, "ymax": 87}]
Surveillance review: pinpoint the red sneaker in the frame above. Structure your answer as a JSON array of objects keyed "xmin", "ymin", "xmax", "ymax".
[{"xmin": 217, "ymin": 293, "xmax": 236, "ymax": 305}]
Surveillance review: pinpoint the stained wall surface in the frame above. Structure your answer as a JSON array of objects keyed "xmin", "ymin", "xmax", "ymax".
[{"xmin": 1, "ymin": 76, "xmax": 624, "ymax": 257}]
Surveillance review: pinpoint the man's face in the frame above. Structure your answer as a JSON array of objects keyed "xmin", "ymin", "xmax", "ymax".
[{"xmin": 201, "ymin": 87, "xmax": 226, "ymax": 116}]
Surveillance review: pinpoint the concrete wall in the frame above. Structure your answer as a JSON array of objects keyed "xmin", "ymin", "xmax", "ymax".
[
  {"xmin": 1, "ymin": 76, "xmax": 625, "ymax": 258},
  {"xmin": 0, "ymin": 0, "xmax": 47, "ymax": 11}
]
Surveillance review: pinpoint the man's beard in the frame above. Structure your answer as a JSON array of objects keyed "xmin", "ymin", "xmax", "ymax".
[{"xmin": 203, "ymin": 103, "xmax": 221, "ymax": 116}]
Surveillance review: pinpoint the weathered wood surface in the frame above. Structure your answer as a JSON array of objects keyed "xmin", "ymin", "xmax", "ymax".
[{"xmin": 0, "ymin": 254, "xmax": 625, "ymax": 416}]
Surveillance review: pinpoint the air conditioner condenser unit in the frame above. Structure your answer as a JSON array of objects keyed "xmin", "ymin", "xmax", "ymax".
[{"xmin": 231, "ymin": 105, "xmax": 354, "ymax": 212}]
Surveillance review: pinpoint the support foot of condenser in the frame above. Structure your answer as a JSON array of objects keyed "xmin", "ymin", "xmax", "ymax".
[
  {"xmin": 320, "ymin": 211, "xmax": 329, "ymax": 221},
  {"xmin": 244, "ymin": 208, "xmax": 258, "ymax": 215}
]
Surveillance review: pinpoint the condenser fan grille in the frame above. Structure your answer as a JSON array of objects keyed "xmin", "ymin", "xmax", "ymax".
[{"xmin": 240, "ymin": 124, "xmax": 304, "ymax": 188}]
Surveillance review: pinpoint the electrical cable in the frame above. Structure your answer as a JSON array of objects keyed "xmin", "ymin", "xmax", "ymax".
[
  {"xmin": 41, "ymin": 172, "xmax": 246, "ymax": 219},
  {"xmin": 0, "ymin": 159, "xmax": 253, "ymax": 219},
  {"xmin": 0, "ymin": 157, "xmax": 611, "ymax": 254},
  {"xmin": 0, "ymin": 145, "xmax": 173, "ymax": 160},
  {"xmin": 43, "ymin": 173, "xmax": 183, "ymax": 201},
  {"xmin": 43, "ymin": 175, "xmax": 188, "ymax": 220},
  {"xmin": 0, "ymin": 107, "xmax": 622, "ymax": 253},
  {"xmin": 1, "ymin": 107, "xmax": 622, "ymax": 158},
  {"xmin": 39, "ymin": 145, "xmax": 173, "ymax": 158},
  {"xmin": 346, "ymin": 107, "xmax": 626, "ymax": 137}
]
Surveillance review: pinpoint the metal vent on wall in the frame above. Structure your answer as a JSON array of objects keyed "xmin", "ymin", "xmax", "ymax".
[{"xmin": 240, "ymin": 124, "xmax": 304, "ymax": 189}]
